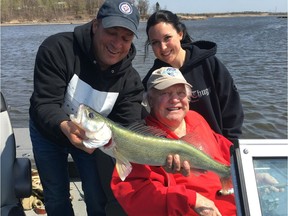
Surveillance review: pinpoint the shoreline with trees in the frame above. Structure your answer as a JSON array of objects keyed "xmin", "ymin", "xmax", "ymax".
[
  {"xmin": 1, "ymin": 12, "xmax": 286, "ymax": 26},
  {"xmin": 1, "ymin": 0, "xmax": 286, "ymax": 26}
]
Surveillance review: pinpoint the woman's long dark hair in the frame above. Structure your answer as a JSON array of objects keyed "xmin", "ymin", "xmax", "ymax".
[{"xmin": 144, "ymin": 10, "xmax": 193, "ymax": 60}]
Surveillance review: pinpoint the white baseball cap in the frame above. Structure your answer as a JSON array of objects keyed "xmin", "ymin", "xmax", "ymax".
[{"xmin": 147, "ymin": 67, "xmax": 192, "ymax": 90}]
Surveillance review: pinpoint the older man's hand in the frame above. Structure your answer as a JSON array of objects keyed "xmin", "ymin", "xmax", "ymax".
[{"xmin": 163, "ymin": 154, "xmax": 191, "ymax": 176}]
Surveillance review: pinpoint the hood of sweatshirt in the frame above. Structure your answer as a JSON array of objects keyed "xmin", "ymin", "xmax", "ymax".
[{"xmin": 182, "ymin": 40, "xmax": 217, "ymax": 69}]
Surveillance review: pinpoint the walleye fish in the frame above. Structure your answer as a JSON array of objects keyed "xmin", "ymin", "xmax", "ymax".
[{"xmin": 70, "ymin": 104, "xmax": 231, "ymax": 190}]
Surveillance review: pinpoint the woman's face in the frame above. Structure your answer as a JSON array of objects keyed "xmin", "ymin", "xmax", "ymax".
[
  {"xmin": 149, "ymin": 84, "xmax": 189, "ymax": 128},
  {"xmin": 148, "ymin": 22, "xmax": 184, "ymax": 67},
  {"xmin": 92, "ymin": 20, "xmax": 134, "ymax": 70}
]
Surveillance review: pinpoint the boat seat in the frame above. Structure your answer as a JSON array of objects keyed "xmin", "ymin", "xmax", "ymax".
[{"xmin": 0, "ymin": 92, "xmax": 32, "ymax": 216}]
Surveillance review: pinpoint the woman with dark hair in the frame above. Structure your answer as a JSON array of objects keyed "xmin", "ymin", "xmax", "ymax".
[{"xmin": 142, "ymin": 10, "xmax": 244, "ymax": 143}]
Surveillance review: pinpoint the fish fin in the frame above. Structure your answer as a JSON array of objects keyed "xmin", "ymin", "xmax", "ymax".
[
  {"xmin": 127, "ymin": 121, "xmax": 167, "ymax": 137},
  {"xmin": 113, "ymin": 148, "xmax": 132, "ymax": 181},
  {"xmin": 180, "ymin": 134, "xmax": 211, "ymax": 156}
]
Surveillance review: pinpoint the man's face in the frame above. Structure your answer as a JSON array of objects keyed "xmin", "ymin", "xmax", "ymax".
[
  {"xmin": 149, "ymin": 84, "xmax": 189, "ymax": 129},
  {"xmin": 92, "ymin": 20, "xmax": 134, "ymax": 70}
]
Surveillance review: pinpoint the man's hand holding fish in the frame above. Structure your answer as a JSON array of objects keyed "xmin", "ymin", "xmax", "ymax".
[{"xmin": 60, "ymin": 120, "xmax": 95, "ymax": 154}]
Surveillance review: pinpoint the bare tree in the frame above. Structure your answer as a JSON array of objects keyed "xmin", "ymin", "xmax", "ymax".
[
  {"xmin": 86, "ymin": 0, "xmax": 104, "ymax": 16},
  {"xmin": 0, "ymin": 0, "xmax": 148, "ymax": 23},
  {"xmin": 136, "ymin": 0, "xmax": 149, "ymax": 18},
  {"xmin": 155, "ymin": 2, "xmax": 159, "ymax": 11},
  {"xmin": 151, "ymin": 2, "xmax": 159, "ymax": 13}
]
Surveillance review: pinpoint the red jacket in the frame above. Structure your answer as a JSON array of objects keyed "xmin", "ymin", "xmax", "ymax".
[{"xmin": 111, "ymin": 111, "xmax": 236, "ymax": 216}]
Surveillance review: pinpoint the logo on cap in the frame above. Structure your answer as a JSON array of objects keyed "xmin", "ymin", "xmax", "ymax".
[
  {"xmin": 161, "ymin": 67, "xmax": 178, "ymax": 77},
  {"xmin": 119, "ymin": 2, "xmax": 133, "ymax": 15}
]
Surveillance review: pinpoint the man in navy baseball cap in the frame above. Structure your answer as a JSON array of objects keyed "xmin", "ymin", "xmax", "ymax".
[
  {"xmin": 29, "ymin": 0, "xmax": 143, "ymax": 215},
  {"xmin": 97, "ymin": 0, "xmax": 140, "ymax": 38}
]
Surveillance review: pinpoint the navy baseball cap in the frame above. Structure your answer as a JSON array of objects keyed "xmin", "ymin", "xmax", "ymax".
[{"xmin": 97, "ymin": 0, "xmax": 140, "ymax": 38}]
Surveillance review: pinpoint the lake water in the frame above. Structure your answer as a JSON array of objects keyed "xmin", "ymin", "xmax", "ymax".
[{"xmin": 1, "ymin": 16, "xmax": 287, "ymax": 139}]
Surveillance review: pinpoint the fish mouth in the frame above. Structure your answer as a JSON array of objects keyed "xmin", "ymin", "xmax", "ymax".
[{"xmin": 103, "ymin": 139, "xmax": 113, "ymax": 149}]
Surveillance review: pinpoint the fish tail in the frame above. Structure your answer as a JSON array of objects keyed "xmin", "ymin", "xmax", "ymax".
[
  {"xmin": 219, "ymin": 176, "xmax": 233, "ymax": 195},
  {"xmin": 217, "ymin": 165, "xmax": 233, "ymax": 195},
  {"xmin": 220, "ymin": 176, "xmax": 233, "ymax": 190}
]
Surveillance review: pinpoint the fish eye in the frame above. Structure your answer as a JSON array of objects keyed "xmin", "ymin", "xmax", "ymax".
[{"xmin": 88, "ymin": 112, "xmax": 94, "ymax": 119}]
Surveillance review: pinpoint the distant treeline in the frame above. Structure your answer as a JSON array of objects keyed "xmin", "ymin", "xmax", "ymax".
[
  {"xmin": 179, "ymin": 11, "xmax": 287, "ymax": 17},
  {"xmin": 0, "ymin": 0, "xmax": 151, "ymax": 23},
  {"xmin": 1, "ymin": 0, "xmax": 286, "ymax": 23}
]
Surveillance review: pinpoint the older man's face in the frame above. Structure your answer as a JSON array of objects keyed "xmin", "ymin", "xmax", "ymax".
[{"xmin": 149, "ymin": 84, "xmax": 189, "ymax": 129}]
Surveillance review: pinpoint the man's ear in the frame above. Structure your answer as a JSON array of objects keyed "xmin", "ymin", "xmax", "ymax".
[
  {"xmin": 92, "ymin": 19, "xmax": 99, "ymax": 34},
  {"xmin": 147, "ymin": 95, "xmax": 154, "ymax": 108}
]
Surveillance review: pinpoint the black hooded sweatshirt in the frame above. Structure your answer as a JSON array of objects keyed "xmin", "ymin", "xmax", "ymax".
[
  {"xmin": 30, "ymin": 21, "xmax": 144, "ymax": 146},
  {"xmin": 142, "ymin": 41, "xmax": 244, "ymax": 142}
]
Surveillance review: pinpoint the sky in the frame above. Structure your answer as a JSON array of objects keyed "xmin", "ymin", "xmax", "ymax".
[{"xmin": 148, "ymin": 0, "xmax": 288, "ymax": 13}]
